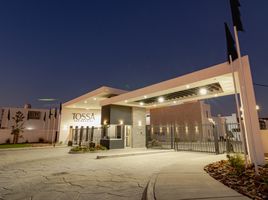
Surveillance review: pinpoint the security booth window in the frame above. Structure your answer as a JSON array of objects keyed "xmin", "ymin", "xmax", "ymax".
[{"xmin": 116, "ymin": 125, "xmax": 123, "ymax": 139}]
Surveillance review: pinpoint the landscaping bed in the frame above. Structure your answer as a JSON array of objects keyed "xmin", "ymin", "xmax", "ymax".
[
  {"xmin": 204, "ymin": 155, "xmax": 268, "ymax": 200},
  {"xmin": 69, "ymin": 144, "xmax": 107, "ymax": 154}
]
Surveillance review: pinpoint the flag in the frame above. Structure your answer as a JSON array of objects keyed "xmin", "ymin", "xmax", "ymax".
[
  {"xmin": 43, "ymin": 112, "xmax": 46, "ymax": 122},
  {"xmin": 49, "ymin": 108, "xmax": 52, "ymax": 119},
  {"xmin": 230, "ymin": 0, "xmax": 244, "ymax": 31},
  {"xmin": 59, "ymin": 102, "xmax": 62, "ymax": 115},
  {"xmin": 7, "ymin": 109, "xmax": 10, "ymax": 121},
  {"xmin": 54, "ymin": 108, "xmax": 57, "ymax": 119},
  {"xmin": 225, "ymin": 23, "xmax": 238, "ymax": 63}
]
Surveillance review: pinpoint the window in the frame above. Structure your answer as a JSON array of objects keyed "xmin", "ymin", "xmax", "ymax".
[{"xmin": 116, "ymin": 125, "xmax": 123, "ymax": 139}]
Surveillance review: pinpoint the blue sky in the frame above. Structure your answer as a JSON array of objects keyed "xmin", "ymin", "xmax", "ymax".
[{"xmin": 0, "ymin": 0, "xmax": 268, "ymax": 116}]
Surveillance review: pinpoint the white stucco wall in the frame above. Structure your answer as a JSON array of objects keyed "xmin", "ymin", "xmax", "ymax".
[
  {"xmin": 59, "ymin": 107, "xmax": 101, "ymax": 144},
  {"xmin": 0, "ymin": 107, "xmax": 56, "ymax": 144}
]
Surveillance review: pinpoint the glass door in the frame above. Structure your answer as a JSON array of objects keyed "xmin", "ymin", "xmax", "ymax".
[{"xmin": 124, "ymin": 126, "xmax": 131, "ymax": 147}]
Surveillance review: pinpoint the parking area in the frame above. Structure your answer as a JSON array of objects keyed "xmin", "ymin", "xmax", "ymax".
[{"xmin": 0, "ymin": 147, "xmax": 225, "ymax": 200}]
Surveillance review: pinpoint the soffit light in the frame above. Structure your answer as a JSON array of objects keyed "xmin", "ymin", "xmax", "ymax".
[
  {"xmin": 199, "ymin": 88, "xmax": 208, "ymax": 95},
  {"xmin": 158, "ymin": 97, "xmax": 164, "ymax": 103},
  {"xmin": 139, "ymin": 102, "xmax": 144, "ymax": 106}
]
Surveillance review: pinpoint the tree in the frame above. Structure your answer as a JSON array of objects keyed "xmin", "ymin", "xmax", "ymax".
[{"xmin": 11, "ymin": 111, "xmax": 25, "ymax": 144}]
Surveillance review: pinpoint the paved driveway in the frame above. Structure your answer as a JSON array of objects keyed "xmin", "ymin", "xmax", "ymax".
[{"xmin": 0, "ymin": 147, "xmax": 225, "ymax": 200}]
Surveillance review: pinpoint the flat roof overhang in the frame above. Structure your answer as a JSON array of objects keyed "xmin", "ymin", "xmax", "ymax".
[
  {"xmin": 100, "ymin": 57, "xmax": 244, "ymax": 108},
  {"xmin": 63, "ymin": 86, "xmax": 128, "ymax": 109}
]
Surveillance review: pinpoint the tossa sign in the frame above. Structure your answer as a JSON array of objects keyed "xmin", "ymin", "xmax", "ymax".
[{"xmin": 72, "ymin": 113, "xmax": 95, "ymax": 122}]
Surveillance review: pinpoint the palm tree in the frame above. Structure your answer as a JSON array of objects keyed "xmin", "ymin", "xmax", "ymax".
[{"xmin": 11, "ymin": 111, "xmax": 25, "ymax": 144}]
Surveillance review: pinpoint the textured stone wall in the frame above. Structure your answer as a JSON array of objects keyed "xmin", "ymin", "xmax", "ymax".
[{"xmin": 132, "ymin": 107, "xmax": 146, "ymax": 148}]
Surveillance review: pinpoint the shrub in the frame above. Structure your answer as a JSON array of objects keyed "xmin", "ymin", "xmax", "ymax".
[
  {"xmin": 89, "ymin": 142, "xmax": 95, "ymax": 148},
  {"xmin": 67, "ymin": 141, "xmax": 73, "ymax": 146},
  {"xmin": 95, "ymin": 144, "xmax": 107, "ymax": 151},
  {"xmin": 227, "ymin": 154, "xmax": 245, "ymax": 174},
  {"xmin": 151, "ymin": 139, "xmax": 161, "ymax": 147},
  {"xmin": 5, "ymin": 138, "xmax": 10, "ymax": 144}
]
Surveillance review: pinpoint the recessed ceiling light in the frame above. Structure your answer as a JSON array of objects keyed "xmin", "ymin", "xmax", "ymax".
[
  {"xmin": 144, "ymin": 95, "xmax": 147, "ymax": 99},
  {"xmin": 199, "ymin": 88, "xmax": 208, "ymax": 95},
  {"xmin": 186, "ymin": 85, "xmax": 190, "ymax": 89},
  {"xmin": 93, "ymin": 98, "xmax": 97, "ymax": 101},
  {"xmin": 158, "ymin": 97, "xmax": 164, "ymax": 103},
  {"xmin": 139, "ymin": 102, "xmax": 144, "ymax": 106},
  {"xmin": 124, "ymin": 100, "xmax": 128, "ymax": 103},
  {"xmin": 173, "ymin": 101, "xmax": 177, "ymax": 104},
  {"xmin": 214, "ymin": 94, "xmax": 218, "ymax": 97}
]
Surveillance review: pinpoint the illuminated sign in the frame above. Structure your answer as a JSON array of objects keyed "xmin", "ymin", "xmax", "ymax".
[{"xmin": 72, "ymin": 113, "xmax": 95, "ymax": 122}]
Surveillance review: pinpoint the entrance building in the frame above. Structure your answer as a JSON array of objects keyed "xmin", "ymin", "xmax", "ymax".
[{"xmin": 59, "ymin": 56, "xmax": 265, "ymax": 165}]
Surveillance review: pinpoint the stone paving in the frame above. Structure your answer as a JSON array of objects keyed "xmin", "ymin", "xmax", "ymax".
[{"xmin": 0, "ymin": 148, "xmax": 225, "ymax": 200}]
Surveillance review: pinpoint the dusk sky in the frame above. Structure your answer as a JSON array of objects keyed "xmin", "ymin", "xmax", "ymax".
[{"xmin": 0, "ymin": 0, "xmax": 268, "ymax": 117}]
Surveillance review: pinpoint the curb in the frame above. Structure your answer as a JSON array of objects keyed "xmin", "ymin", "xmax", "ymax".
[
  {"xmin": 142, "ymin": 174, "xmax": 158, "ymax": 200},
  {"xmin": 96, "ymin": 150, "xmax": 173, "ymax": 159}
]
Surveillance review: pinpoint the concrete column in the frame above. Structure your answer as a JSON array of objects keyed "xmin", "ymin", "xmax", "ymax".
[{"xmin": 237, "ymin": 56, "xmax": 265, "ymax": 165}]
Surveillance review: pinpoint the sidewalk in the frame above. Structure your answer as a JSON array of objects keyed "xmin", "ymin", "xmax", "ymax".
[{"xmin": 145, "ymin": 153, "xmax": 250, "ymax": 200}]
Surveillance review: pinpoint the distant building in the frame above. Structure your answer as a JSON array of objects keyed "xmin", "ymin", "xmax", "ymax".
[{"xmin": 0, "ymin": 105, "xmax": 59, "ymax": 144}]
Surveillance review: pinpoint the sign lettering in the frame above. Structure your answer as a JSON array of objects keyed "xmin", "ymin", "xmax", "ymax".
[{"xmin": 72, "ymin": 113, "xmax": 95, "ymax": 122}]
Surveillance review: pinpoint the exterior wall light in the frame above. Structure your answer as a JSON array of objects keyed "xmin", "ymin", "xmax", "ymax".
[
  {"xmin": 138, "ymin": 121, "xmax": 142, "ymax": 127},
  {"xmin": 199, "ymin": 88, "xmax": 208, "ymax": 95},
  {"xmin": 256, "ymin": 105, "xmax": 260, "ymax": 110},
  {"xmin": 119, "ymin": 120, "xmax": 124, "ymax": 125}
]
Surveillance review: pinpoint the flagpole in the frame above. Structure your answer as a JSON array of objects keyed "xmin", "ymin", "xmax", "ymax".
[
  {"xmin": 233, "ymin": 25, "xmax": 259, "ymax": 173},
  {"xmin": 229, "ymin": 54, "xmax": 248, "ymax": 166},
  {"xmin": 43, "ymin": 113, "xmax": 46, "ymax": 140},
  {"xmin": 52, "ymin": 111, "xmax": 55, "ymax": 146},
  {"xmin": 47, "ymin": 113, "xmax": 51, "ymax": 143}
]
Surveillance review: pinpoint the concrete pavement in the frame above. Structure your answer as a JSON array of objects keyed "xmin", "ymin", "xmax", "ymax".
[
  {"xmin": 145, "ymin": 152, "xmax": 250, "ymax": 200},
  {"xmin": 0, "ymin": 148, "xmax": 251, "ymax": 200}
]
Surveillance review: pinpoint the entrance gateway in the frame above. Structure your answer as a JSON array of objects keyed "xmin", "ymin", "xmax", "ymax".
[{"xmin": 59, "ymin": 56, "xmax": 265, "ymax": 165}]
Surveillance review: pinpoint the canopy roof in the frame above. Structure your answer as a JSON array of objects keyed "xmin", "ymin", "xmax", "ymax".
[
  {"xmin": 100, "ymin": 57, "xmax": 244, "ymax": 108},
  {"xmin": 64, "ymin": 57, "xmax": 245, "ymax": 110}
]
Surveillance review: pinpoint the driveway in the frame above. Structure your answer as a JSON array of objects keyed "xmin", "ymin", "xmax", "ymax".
[{"xmin": 0, "ymin": 148, "xmax": 225, "ymax": 200}]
